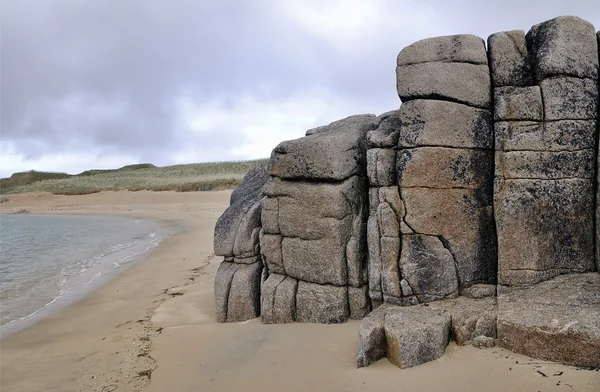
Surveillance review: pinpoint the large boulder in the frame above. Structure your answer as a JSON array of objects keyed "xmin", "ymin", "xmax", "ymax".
[
  {"xmin": 214, "ymin": 162, "xmax": 269, "ymax": 323},
  {"xmin": 269, "ymin": 115, "xmax": 376, "ymax": 181},
  {"xmin": 384, "ymin": 306, "xmax": 451, "ymax": 369},
  {"xmin": 356, "ymin": 305, "xmax": 452, "ymax": 369},
  {"xmin": 526, "ymin": 16, "xmax": 598, "ymax": 81},
  {"xmin": 214, "ymin": 261, "xmax": 263, "ymax": 322},
  {"xmin": 356, "ymin": 306, "xmax": 387, "ymax": 368},
  {"xmin": 487, "ymin": 30, "xmax": 532, "ymax": 87},
  {"xmin": 259, "ymin": 113, "xmax": 373, "ymax": 324},
  {"xmin": 396, "ymin": 34, "xmax": 487, "ymax": 65},
  {"xmin": 491, "ymin": 16, "xmax": 599, "ymax": 287},
  {"xmin": 214, "ymin": 162, "xmax": 269, "ymax": 257},
  {"xmin": 495, "ymin": 179, "xmax": 595, "ymax": 286},
  {"xmin": 498, "ymin": 273, "xmax": 600, "ymax": 367},
  {"xmin": 396, "ymin": 62, "xmax": 491, "ymax": 109}
]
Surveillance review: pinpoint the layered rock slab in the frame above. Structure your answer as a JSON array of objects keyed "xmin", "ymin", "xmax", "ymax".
[
  {"xmin": 356, "ymin": 297, "xmax": 497, "ymax": 368},
  {"xmin": 260, "ymin": 115, "xmax": 377, "ymax": 323},
  {"xmin": 491, "ymin": 17, "xmax": 599, "ymax": 286},
  {"xmin": 213, "ymin": 162, "xmax": 269, "ymax": 322},
  {"xmin": 498, "ymin": 273, "xmax": 600, "ymax": 367},
  {"xmin": 393, "ymin": 34, "xmax": 497, "ymax": 301},
  {"xmin": 396, "ymin": 35, "xmax": 490, "ymax": 109}
]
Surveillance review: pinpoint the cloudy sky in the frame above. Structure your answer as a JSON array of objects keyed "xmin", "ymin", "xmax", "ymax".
[{"xmin": 1, "ymin": 1, "xmax": 599, "ymax": 177}]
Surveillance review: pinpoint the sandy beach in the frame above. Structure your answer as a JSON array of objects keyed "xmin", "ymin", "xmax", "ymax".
[{"xmin": 1, "ymin": 190, "xmax": 599, "ymax": 392}]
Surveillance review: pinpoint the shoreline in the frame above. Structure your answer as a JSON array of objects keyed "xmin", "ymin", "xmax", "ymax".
[
  {"xmin": 1, "ymin": 190, "xmax": 599, "ymax": 392},
  {"xmin": 0, "ymin": 190, "xmax": 231, "ymax": 391},
  {"xmin": 1, "ymin": 213, "xmax": 187, "ymax": 339}
]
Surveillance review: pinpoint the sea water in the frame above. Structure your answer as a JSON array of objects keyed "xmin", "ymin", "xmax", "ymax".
[{"xmin": 0, "ymin": 214, "xmax": 183, "ymax": 337}]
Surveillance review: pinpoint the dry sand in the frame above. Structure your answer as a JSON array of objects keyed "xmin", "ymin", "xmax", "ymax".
[{"xmin": 1, "ymin": 190, "xmax": 599, "ymax": 392}]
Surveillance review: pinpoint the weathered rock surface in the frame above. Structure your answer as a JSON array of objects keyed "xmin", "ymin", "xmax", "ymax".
[
  {"xmin": 261, "ymin": 273, "xmax": 297, "ymax": 324},
  {"xmin": 214, "ymin": 162, "xmax": 269, "ymax": 322},
  {"xmin": 226, "ymin": 262, "xmax": 263, "ymax": 322},
  {"xmin": 398, "ymin": 100, "xmax": 493, "ymax": 149},
  {"xmin": 540, "ymin": 76, "xmax": 598, "ymax": 120},
  {"xmin": 396, "ymin": 34, "xmax": 487, "ymax": 66},
  {"xmin": 492, "ymin": 15, "xmax": 599, "ymax": 287},
  {"xmin": 366, "ymin": 111, "xmax": 401, "ymax": 148},
  {"xmin": 498, "ymin": 273, "xmax": 600, "ymax": 367},
  {"xmin": 428, "ymin": 296, "xmax": 498, "ymax": 346},
  {"xmin": 401, "ymin": 187, "xmax": 496, "ymax": 286},
  {"xmin": 495, "ymin": 179, "xmax": 595, "ymax": 286},
  {"xmin": 495, "ymin": 150, "xmax": 595, "ymax": 179},
  {"xmin": 493, "ymin": 86, "xmax": 543, "ymax": 121},
  {"xmin": 367, "ymin": 148, "xmax": 396, "ymax": 186},
  {"xmin": 356, "ymin": 305, "xmax": 388, "ymax": 367},
  {"xmin": 494, "ymin": 120, "xmax": 597, "ymax": 151},
  {"xmin": 213, "ymin": 14, "xmax": 600, "ymax": 373},
  {"xmin": 460, "ymin": 284, "xmax": 496, "ymax": 299},
  {"xmin": 270, "ymin": 115, "xmax": 376, "ymax": 181},
  {"xmin": 526, "ymin": 16, "xmax": 598, "ymax": 81},
  {"xmin": 488, "ymin": 30, "xmax": 532, "ymax": 87},
  {"xmin": 262, "ymin": 175, "xmax": 366, "ymax": 287},
  {"xmin": 295, "ymin": 281, "xmax": 348, "ymax": 324},
  {"xmin": 397, "ymin": 147, "xmax": 493, "ymax": 189},
  {"xmin": 214, "ymin": 162, "xmax": 269, "ymax": 257},
  {"xmin": 472, "ymin": 336, "xmax": 496, "ymax": 349},
  {"xmin": 398, "ymin": 235, "xmax": 458, "ymax": 302},
  {"xmin": 396, "ymin": 62, "xmax": 491, "ymax": 109},
  {"xmin": 384, "ymin": 307, "xmax": 451, "ymax": 369}
]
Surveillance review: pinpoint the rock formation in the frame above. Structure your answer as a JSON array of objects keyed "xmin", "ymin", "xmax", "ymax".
[{"xmin": 213, "ymin": 16, "xmax": 600, "ymax": 370}]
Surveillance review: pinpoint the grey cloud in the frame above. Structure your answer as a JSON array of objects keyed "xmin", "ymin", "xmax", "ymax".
[{"xmin": 1, "ymin": 0, "xmax": 599, "ymax": 171}]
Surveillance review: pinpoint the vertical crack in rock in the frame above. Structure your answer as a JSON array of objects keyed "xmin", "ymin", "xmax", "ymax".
[
  {"xmin": 436, "ymin": 235, "xmax": 462, "ymax": 288},
  {"xmin": 397, "ymin": 189, "xmax": 417, "ymax": 233}
]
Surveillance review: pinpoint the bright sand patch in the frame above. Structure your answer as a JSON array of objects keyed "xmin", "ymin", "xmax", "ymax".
[{"xmin": 1, "ymin": 190, "xmax": 599, "ymax": 391}]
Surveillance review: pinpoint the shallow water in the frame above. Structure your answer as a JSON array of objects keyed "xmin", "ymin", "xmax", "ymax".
[{"xmin": 0, "ymin": 214, "xmax": 183, "ymax": 337}]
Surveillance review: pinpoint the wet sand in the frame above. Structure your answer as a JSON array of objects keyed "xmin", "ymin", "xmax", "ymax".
[{"xmin": 1, "ymin": 190, "xmax": 599, "ymax": 392}]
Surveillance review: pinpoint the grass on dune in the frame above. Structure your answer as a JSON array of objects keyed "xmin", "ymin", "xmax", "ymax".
[{"xmin": 0, "ymin": 160, "xmax": 266, "ymax": 195}]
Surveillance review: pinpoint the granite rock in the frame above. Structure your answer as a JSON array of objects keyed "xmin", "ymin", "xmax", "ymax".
[
  {"xmin": 397, "ymin": 34, "xmax": 487, "ymax": 65},
  {"xmin": 398, "ymin": 100, "xmax": 493, "ymax": 149},
  {"xmin": 526, "ymin": 16, "xmax": 599, "ymax": 81},
  {"xmin": 494, "ymin": 120, "xmax": 597, "ymax": 151},
  {"xmin": 214, "ymin": 162, "xmax": 269, "ymax": 257},
  {"xmin": 384, "ymin": 306, "xmax": 452, "ymax": 369},
  {"xmin": 487, "ymin": 30, "xmax": 532, "ymax": 87},
  {"xmin": 356, "ymin": 306, "xmax": 387, "ymax": 367},
  {"xmin": 495, "ymin": 179, "xmax": 595, "ymax": 286},
  {"xmin": 295, "ymin": 281, "xmax": 349, "ymax": 324},
  {"xmin": 396, "ymin": 62, "xmax": 491, "ymax": 109},
  {"xmin": 498, "ymin": 273, "xmax": 600, "ymax": 367},
  {"xmin": 398, "ymin": 235, "xmax": 459, "ymax": 302},
  {"xmin": 493, "ymin": 86, "xmax": 543, "ymax": 121},
  {"xmin": 225, "ymin": 261, "xmax": 263, "ymax": 322},
  {"xmin": 270, "ymin": 115, "xmax": 375, "ymax": 181},
  {"xmin": 540, "ymin": 76, "xmax": 598, "ymax": 120},
  {"xmin": 397, "ymin": 147, "xmax": 493, "ymax": 189},
  {"xmin": 473, "ymin": 336, "xmax": 496, "ymax": 349}
]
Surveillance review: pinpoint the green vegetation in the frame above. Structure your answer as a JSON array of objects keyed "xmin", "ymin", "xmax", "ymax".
[{"xmin": 0, "ymin": 160, "xmax": 266, "ymax": 195}]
